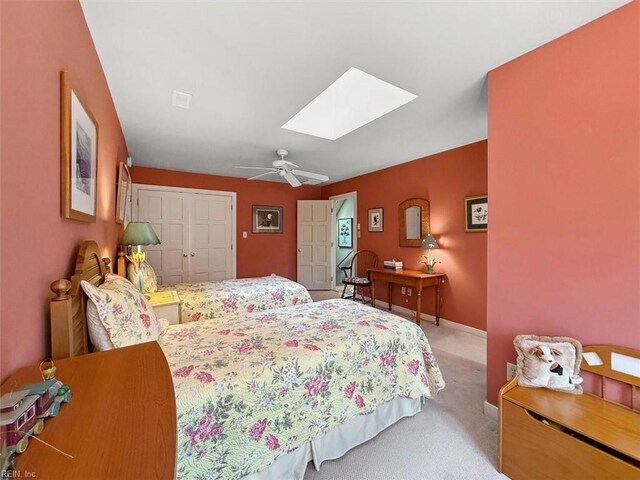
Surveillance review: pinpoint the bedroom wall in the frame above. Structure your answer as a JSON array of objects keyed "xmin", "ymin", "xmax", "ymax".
[
  {"xmin": 1, "ymin": 1, "xmax": 128, "ymax": 380},
  {"xmin": 321, "ymin": 141, "xmax": 488, "ymax": 331},
  {"xmin": 486, "ymin": 2, "xmax": 640, "ymax": 404},
  {"xmin": 130, "ymin": 167, "xmax": 322, "ymax": 280}
]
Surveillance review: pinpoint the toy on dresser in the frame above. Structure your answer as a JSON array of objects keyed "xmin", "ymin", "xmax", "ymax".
[{"xmin": 0, "ymin": 380, "xmax": 71, "ymax": 474}]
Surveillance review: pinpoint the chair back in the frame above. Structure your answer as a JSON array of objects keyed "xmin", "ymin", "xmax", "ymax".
[{"xmin": 350, "ymin": 250, "xmax": 379, "ymax": 278}]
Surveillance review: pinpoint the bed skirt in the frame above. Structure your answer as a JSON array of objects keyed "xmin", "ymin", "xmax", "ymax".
[{"xmin": 241, "ymin": 396, "xmax": 423, "ymax": 480}]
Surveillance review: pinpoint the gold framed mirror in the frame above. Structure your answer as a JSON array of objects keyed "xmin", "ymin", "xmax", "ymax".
[{"xmin": 398, "ymin": 198, "xmax": 430, "ymax": 247}]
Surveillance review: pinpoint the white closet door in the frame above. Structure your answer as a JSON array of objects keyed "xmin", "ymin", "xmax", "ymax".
[
  {"xmin": 137, "ymin": 189, "xmax": 190, "ymax": 284},
  {"xmin": 189, "ymin": 194, "xmax": 233, "ymax": 282},
  {"xmin": 297, "ymin": 200, "xmax": 332, "ymax": 290}
]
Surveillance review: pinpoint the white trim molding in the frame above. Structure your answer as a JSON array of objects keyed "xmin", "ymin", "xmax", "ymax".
[
  {"xmin": 483, "ymin": 401, "xmax": 499, "ymax": 422},
  {"xmin": 370, "ymin": 300, "xmax": 486, "ymax": 338}
]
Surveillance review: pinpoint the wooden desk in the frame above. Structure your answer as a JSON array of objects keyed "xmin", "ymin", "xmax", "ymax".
[
  {"xmin": 368, "ymin": 268, "xmax": 445, "ymax": 325},
  {"xmin": 1, "ymin": 342, "xmax": 176, "ymax": 479}
]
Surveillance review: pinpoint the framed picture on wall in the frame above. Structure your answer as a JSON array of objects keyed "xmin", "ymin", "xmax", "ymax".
[
  {"xmin": 465, "ymin": 195, "xmax": 488, "ymax": 232},
  {"xmin": 368, "ymin": 207, "xmax": 384, "ymax": 232},
  {"xmin": 115, "ymin": 162, "xmax": 131, "ymax": 224},
  {"xmin": 252, "ymin": 205, "xmax": 283, "ymax": 233},
  {"xmin": 338, "ymin": 218, "xmax": 353, "ymax": 248},
  {"xmin": 60, "ymin": 71, "xmax": 99, "ymax": 222}
]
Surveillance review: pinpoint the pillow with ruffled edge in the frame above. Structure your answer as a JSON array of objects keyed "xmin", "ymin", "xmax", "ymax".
[
  {"xmin": 126, "ymin": 259, "xmax": 158, "ymax": 293},
  {"xmin": 81, "ymin": 274, "xmax": 160, "ymax": 348},
  {"xmin": 513, "ymin": 334, "xmax": 583, "ymax": 394}
]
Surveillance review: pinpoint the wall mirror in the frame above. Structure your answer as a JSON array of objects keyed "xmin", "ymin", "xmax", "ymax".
[{"xmin": 398, "ymin": 198, "xmax": 430, "ymax": 247}]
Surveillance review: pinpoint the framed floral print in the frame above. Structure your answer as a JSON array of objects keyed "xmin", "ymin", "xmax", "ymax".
[
  {"xmin": 465, "ymin": 195, "xmax": 488, "ymax": 232},
  {"xmin": 368, "ymin": 207, "xmax": 383, "ymax": 232},
  {"xmin": 338, "ymin": 218, "xmax": 353, "ymax": 248}
]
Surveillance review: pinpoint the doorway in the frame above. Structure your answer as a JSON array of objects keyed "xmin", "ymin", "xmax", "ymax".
[{"xmin": 330, "ymin": 191, "xmax": 357, "ymax": 291}]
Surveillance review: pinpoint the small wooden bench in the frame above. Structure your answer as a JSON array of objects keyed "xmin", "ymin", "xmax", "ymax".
[{"xmin": 499, "ymin": 344, "xmax": 640, "ymax": 480}]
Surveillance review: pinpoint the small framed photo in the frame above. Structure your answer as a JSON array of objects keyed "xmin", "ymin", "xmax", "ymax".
[
  {"xmin": 368, "ymin": 207, "xmax": 384, "ymax": 232},
  {"xmin": 115, "ymin": 162, "xmax": 131, "ymax": 224},
  {"xmin": 337, "ymin": 218, "xmax": 353, "ymax": 248},
  {"xmin": 60, "ymin": 71, "xmax": 99, "ymax": 222},
  {"xmin": 252, "ymin": 205, "xmax": 283, "ymax": 233},
  {"xmin": 465, "ymin": 195, "xmax": 488, "ymax": 232}
]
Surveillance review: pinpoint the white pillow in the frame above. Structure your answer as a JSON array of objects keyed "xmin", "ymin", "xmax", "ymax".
[
  {"xmin": 81, "ymin": 273, "xmax": 160, "ymax": 349},
  {"xmin": 126, "ymin": 259, "xmax": 158, "ymax": 293}
]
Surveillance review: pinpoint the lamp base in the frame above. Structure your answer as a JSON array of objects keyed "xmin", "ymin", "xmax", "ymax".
[{"xmin": 425, "ymin": 265, "xmax": 436, "ymax": 274}]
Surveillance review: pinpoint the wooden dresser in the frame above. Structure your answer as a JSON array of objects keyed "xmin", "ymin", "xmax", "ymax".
[
  {"xmin": 499, "ymin": 345, "xmax": 640, "ymax": 480},
  {"xmin": 1, "ymin": 342, "xmax": 176, "ymax": 479}
]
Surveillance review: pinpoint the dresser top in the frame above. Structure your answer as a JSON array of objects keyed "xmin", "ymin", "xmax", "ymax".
[{"xmin": 1, "ymin": 342, "xmax": 176, "ymax": 479}]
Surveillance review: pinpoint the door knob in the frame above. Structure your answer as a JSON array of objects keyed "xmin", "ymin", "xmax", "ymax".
[
  {"xmin": 297, "ymin": 249, "xmax": 302, "ymax": 252},
  {"xmin": 183, "ymin": 253, "xmax": 188, "ymax": 258},
  {"xmin": 190, "ymin": 253, "xmax": 195, "ymax": 257}
]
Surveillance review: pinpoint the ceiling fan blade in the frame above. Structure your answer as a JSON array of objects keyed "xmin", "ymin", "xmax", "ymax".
[
  {"xmin": 248, "ymin": 171, "xmax": 278, "ymax": 181},
  {"xmin": 283, "ymin": 172, "xmax": 302, "ymax": 187},
  {"xmin": 235, "ymin": 166, "xmax": 276, "ymax": 171},
  {"xmin": 291, "ymin": 170, "xmax": 329, "ymax": 182}
]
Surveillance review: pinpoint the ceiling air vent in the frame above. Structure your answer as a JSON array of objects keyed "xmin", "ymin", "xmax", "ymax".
[{"xmin": 172, "ymin": 90, "xmax": 192, "ymax": 109}]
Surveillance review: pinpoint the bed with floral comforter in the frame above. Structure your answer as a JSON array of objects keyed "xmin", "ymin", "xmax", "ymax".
[
  {"xmin": 159, "ymin": 299, "xmax": 445, "ymax": 479},
  {"xmin": 158, "ymin": 275, "xmax": 312, "ymax": 323}
]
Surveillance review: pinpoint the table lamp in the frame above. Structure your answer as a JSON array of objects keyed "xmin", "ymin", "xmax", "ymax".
[
  {"xmin": 420, "ymin": 233, "xmax": 440, "ymax": 274},
  {"xmin": 120, "ymin": 222, "xmax": 161, "ymax": 291}
]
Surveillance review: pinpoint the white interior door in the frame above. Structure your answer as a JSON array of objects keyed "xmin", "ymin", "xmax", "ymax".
[
  {"xmin": 297, "ymin": 200, "xmax": 332, "ymax": 290},
  {"xmin": 137, "ymin": 189, "xmax": 190, "ymax": 284},
  {"xmin": 189, "ymin": 194, "xmax": 233, "ymax": 282}
]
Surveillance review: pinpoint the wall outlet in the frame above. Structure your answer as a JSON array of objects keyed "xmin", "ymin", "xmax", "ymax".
[
  {"xmin": 407, "ymin": 288, "xmax": 412, "ymax": 296},
  {"xmin": 506, "ymin": 362, "xmax": 517, "ymax": 380},
  {"xmin": 401, "ymin": 287, "xmax": 406, "ymax": 295}
]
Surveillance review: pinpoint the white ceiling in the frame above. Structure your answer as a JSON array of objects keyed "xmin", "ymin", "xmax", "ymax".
[{"xmin": 81, "ymin": 0, "xmax": 628, "ymax": 184}]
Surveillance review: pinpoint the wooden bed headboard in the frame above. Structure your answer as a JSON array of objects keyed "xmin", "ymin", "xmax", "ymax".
[{"xmin": 50, "ymin": 240, "xmax": 111, "ymax": 359}]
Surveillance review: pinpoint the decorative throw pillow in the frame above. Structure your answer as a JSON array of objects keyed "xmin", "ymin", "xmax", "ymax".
[
  {"xmin": 81, "ymin": 273, "xmax": 160, "ymax": 348},
  {"xmin": 513, "ymin": 335, "xmax": 583, "ymax": 394},
  {"xmin": 86, "ymin": 300, "xmax": 115, "ymax": 351},
  {"xmin": 127, "ymin": 259, "xmax": 158, "ymax": 293}
]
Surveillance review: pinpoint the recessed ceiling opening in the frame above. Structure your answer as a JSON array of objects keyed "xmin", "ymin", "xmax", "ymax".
[{"xmin": 282, "ymin": 67, "xmax": 417, "ymax": 141}]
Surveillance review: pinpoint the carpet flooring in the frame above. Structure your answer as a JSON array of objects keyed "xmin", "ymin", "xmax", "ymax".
[{"xmin": 304, "ymin": 291, "xmax": 505, "ymax": 480}]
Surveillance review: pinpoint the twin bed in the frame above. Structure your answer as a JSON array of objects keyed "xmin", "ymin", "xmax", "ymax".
[{"xmin": 50, "ymin": 241, "xmax": 445, "ymax": 479}]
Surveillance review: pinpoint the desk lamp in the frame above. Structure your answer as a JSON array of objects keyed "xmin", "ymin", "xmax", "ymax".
[{"xmin": 420, "ymin": 233, "xmax": 440, "ymax": 274}]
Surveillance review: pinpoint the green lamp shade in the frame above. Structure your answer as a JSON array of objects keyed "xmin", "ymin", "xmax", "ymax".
[
  {"xmin": 120, "ymin": 222, "xmax": 161, "ymax": 246},
  {"xmin": 421, "ymin": 234, "xmax": 439, "ymax": 250}
]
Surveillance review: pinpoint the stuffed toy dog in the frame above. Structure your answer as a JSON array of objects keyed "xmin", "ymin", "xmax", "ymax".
[{"xmin": 514, "ymin": 335, "xmax": 583, "ymax": 394}]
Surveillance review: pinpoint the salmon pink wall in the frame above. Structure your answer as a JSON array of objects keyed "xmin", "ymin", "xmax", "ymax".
[
  {"xmin": 1, "ymin": 1, "xmax": 128, "ymax": 380},
  {"xmin": 487, "ymin": 2, "xmax": 640, "ymax": 405},
  {"xmin": 130, "ymin": 167, "xmax": 322, "ymax": 279},
  {"xmin": 321, "ymin": 141, "xmax": 488, "ymax": 331}
]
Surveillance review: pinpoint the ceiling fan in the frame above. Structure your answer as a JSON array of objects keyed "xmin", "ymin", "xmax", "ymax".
[{"xmin": 235, "ymin": 149, "xmax": 329, "ymax": 187}]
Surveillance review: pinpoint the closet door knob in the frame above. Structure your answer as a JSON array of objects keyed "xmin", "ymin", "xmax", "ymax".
[
  {"xmin": 190, "ymin": 253, "xmax": 196, "ymax": 257},
  {"xmin": 183, "ymin": 253, "xmax": 188, "ymax": 258}
]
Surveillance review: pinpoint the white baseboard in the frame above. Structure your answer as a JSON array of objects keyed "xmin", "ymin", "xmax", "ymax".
[
  {"xmin": 370, "ymin": 299, "xmax": 486, "ymax": 339},
  {"xmin": 483, "ymin": 401, "xmax": 499, "ymax": 422}
]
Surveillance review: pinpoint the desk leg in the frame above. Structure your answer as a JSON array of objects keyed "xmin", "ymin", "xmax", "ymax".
[
  {"xmin": 415, "ymin": 289, "xmax": 422, "ymax": 325},
  {"xmin": 371, "ymin": 279, "xmax": 376, "ymax": 308},
  {"xmin": 435, "ymin": 281, "xmax": 441, "ymax": 326},
  {"xmin": 388, "ymin": 283, "xmax": 392, "ymax": 311}
]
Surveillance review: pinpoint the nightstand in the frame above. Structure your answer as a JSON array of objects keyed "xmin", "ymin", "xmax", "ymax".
[{"xmin": 146, "ymin": 290, "xmax": 182, "ymax": 324}]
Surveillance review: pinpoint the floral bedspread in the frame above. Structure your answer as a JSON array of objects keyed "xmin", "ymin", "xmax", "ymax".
[
  {"xmin": 158, "ymin": 275, "xmax": 312, "ymax": 322},
  {"xmin": 159, "ymin": 299, "xmax": 445, "ymax": 479}
]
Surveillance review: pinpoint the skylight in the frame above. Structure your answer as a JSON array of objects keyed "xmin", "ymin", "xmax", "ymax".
[{"xmin": 282, "ymin": 67, "xmax": 417, "ymax": 141}]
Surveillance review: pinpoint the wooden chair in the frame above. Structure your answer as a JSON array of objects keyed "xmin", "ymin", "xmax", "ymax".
[{"xmin": 340, "ymin": 250, "xmax": 379, "ymax": 303}]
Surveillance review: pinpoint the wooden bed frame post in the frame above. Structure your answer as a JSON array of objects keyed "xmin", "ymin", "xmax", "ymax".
[{"xmin": 50, "ymin": 279, "xmax": 75, "ymax": 360}]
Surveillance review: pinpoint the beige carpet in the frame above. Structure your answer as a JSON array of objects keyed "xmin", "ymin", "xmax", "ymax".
[{"xmin": 304, "ymin": 291, "xmax": 504, "ymax": 480}]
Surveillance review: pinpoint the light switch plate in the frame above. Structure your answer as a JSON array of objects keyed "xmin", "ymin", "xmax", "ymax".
[{"xmin": 242, "ymin": 232, "xmax": 248, "ymax": 239}]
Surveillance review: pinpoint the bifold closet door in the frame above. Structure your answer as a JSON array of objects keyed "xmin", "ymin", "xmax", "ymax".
[
  {"xmin": 136, "ymin": 188, "xmax": 234, "ymax": 285},
  {"xmin": 189, "ymin": 194, "xmax": 233, "ymax": 282},
  {"xmin": 137, "ymin": 189, "xmax": 190, "ymax": 284}
]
